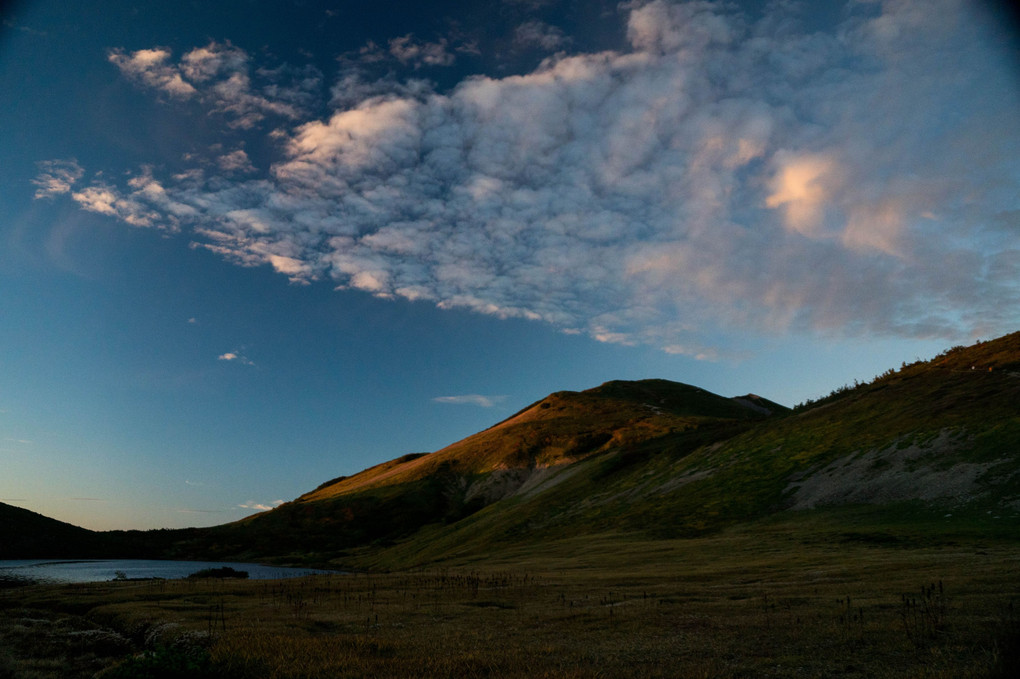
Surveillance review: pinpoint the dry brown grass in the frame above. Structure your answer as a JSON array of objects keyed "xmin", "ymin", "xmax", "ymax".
[{"xmin": 2, "ymin": 517, "xmax": 1017, "ymax": 678}]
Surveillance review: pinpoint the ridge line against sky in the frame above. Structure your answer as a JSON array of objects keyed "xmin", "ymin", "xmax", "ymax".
[
  {"xmin": 1, "ymin": 0, "xmax": 1018, "ymax": 530},
  {"xmin": 29, "ymin": 0, "xmax": 1020, "ymax": 357}
]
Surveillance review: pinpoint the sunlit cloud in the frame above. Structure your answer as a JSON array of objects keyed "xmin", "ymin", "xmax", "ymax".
[
  {"xmin": 51, "ymin": 0, "xmax": 1020, "ymax": 355},
  {"xmin": 766, "ymin": 153, "xmax": 840, "ymax": 238},
  {"xmin": 108, "ymin": 47, "xmax": 198, "ymax": 98},
  {"xmin": 432, "ymin": 394, "xmax": 508, "ymax": 408}
]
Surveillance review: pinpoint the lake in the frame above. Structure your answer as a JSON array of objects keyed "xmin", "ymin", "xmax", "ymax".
[{"xmin": 0, "ymin": 559, "xmax": 333, "ymax": 584}]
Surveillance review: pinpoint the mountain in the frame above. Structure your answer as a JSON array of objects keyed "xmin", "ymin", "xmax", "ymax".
[
  {"xmin": 298, "ymin": 379, "xmax": 781, "ymax": 503},
  {"xmin": 169, "ymin": 332, "xmax": 1019, "ymax": 566},
  {"xmin": 3, "ymin": 332, "xmax": 1018, "ymax": 565},
  {"xmin": 175, "ymin": 378, "xmax": 785, "ymax": 562}
]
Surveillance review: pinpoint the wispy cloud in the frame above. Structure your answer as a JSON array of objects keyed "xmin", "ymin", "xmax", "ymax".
[
  {"xmin": 432, "ymin": 394, "xmax": 508, "ymax": 408},
  {"xmin": 239, "ymin": 499, "xmax": 284, "ymax": 511},
  {"xmin": 108, "ymin": 41, "xmax": 321, "ymax": 129},
  {"xmin": 2, "ymin": 18, "xmax": 47, "ymax": 37},
  {"xmin": 32, "ymin": 159, "xmax": 83, "ymax": 198},
  {"xmin": 388, "ymin": 34, "xmax": 456, "ymax": 68},
  {"xmin": 50, "ymin": 0, "xmax": 1020, "ymax": 355},
  {"xmin": 513, "ymin": 20, "xmax": 570, "ymax": 51}
]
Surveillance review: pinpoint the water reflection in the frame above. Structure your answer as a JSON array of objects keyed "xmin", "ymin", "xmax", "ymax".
[{"xmin": 0, "ymin": 559, "xmax": 333, "ymax": 584}]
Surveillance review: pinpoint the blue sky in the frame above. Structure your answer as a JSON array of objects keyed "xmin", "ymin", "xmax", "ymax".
[{"xmin": 1, "ymin": 0, "xmax": 1017, "ymax": 531}]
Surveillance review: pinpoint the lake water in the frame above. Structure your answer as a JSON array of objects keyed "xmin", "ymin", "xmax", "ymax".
[{"xmin": 0, "ymin": 559, "xmax": 333, "ymax": 584}]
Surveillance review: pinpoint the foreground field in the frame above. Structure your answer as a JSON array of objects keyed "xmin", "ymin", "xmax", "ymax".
[{"xmin": 2, "ymin": 511, "xmax": 1018, "ymax": 679}]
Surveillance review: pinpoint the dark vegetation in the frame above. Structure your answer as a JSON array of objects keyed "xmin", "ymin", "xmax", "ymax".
[
  {"xmin": 187, "ymin": 567, "xmax": 248, "ymax": 580},
  {"xmin": 2, "ymin": 517, "xmax": 1017, "ymax": 678}
]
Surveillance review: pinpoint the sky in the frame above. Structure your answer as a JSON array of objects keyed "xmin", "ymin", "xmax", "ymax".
[{"xmin": 1, "ymin": 0, "xmax": 1017, "ymax": 531}]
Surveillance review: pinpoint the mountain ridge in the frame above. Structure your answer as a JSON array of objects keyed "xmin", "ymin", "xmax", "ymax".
[{"xmin": 296, "ymin": 378, "xmax": 783, "ymax": 504}]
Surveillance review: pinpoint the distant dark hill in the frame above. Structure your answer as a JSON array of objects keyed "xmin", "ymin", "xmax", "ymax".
[{"xmin": 0, "ymin": 503, "xmax": 106, "ymax": 558}]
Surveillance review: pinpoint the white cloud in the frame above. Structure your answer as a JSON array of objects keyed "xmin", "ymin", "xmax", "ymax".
[
  {"xmin": 32, "ymin": 159, "xmax": 84, "ymax": 198},
  {"xmin": 432, "ymin": 394, "xmax": 507, "ymax": 408},
  {"xmin": 218, "ymin": 351, "xmax": 254, "ymax": 366},
  {"xmin": 60, "ymin": 0, "xmax": 1020, "ymax": 354},
  {"xmin": 239, "ymin": 499, "xmax": 284, "ymax": 511}
]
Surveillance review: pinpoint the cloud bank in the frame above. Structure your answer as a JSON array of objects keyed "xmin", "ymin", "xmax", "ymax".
[{"xmin": 41, "ymin": 0, "xmax": 1020, "ymax": 355}]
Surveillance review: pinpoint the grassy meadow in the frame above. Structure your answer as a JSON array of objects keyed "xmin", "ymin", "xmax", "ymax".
[{"xmin": 2, "ymin": 510, "xmax": 1017, "ymax": 679}]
